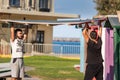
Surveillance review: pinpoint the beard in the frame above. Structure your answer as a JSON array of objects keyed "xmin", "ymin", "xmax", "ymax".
[{"xmin": 17, "ymin": 36, "xmax": 23, "ymax": 39}]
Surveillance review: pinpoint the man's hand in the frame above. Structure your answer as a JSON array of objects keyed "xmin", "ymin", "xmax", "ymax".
[
  {"xmin": 97, "ymin": 20, "xmax": 104, "ymax": 37},
  {"xmin": 82, "ymin": 23, "xmax": 89, "ymax": 43},
  {"xmin": 23, "ymin": 25, "xmax": 28, "ymax": 41}
]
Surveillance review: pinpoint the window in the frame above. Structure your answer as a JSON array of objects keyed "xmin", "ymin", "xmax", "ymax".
[
  {"xmin": 39, "ymin": 0, "xmax": 48, "ymax": 8},
  {"xmin": 29, "ymin": 0, "xmax": 32, "ymax": 7},
  {"xmin": 36, "ymin": 31, "xmax": 44, "ymax": 43},
  {"xmin": 9, "ymin": 0, "xmax": 20, "ymax": 7},
  {"xmin": 39, "ymin": 0, "xmax": 50, "ymax": 12}
]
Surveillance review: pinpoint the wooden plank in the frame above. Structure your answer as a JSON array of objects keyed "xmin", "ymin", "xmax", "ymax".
[
  {"xmin": 0, "ymin": 72, "xmax": 11, "ymax": 77},
  {"xmin": 105, "ymin": 29, "xmax": 114, "ymax": 80},
  {"xmin": 0, "ymin": 68, "xmax": 11, "ymax": 73},
  {"xmin": 0, "ymin": 63, "xmax": 10, "ymax": 68},
  {"xmin": 101, "ymin": 28, "xmax": 106, "ymax": 80},
  {"xmin": 0, "ymin": 65, "xmax": 35, "ymax": 78}
]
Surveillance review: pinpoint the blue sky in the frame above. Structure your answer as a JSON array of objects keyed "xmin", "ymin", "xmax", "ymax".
[{"xmin": 53, "ymin": 0, "xmax": 97, "ymax": 38}]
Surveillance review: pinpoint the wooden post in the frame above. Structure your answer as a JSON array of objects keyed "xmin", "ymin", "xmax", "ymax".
[
  {"xmin": 102, "ymin": 28, "xmax": 106, "ymax": 80},
  {"xmin": 80, "ymin": 28, "xmax": 85, "ymax": 72}
]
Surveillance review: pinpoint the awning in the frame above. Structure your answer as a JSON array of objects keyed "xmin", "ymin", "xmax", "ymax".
[{"xmin": 0, "ymin": 18, "xmax": 106, "ymax": 26}]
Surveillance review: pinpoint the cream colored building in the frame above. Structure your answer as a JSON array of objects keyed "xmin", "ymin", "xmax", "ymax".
[{"xmin": 0, "ymin": 0, "xmax": 79, "ymax": 44}]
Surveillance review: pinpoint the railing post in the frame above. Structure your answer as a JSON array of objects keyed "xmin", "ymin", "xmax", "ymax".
[
  {"xmin": 3, "ymin": 43, "xmax": 5, "ymax": 55},
  {"xmin": 60, "ymin": 45, "xmax": 63, "ymax": 57},
  {"xmin": 31, "ymin": 44, "xmax": 34, "ymax": 56}
]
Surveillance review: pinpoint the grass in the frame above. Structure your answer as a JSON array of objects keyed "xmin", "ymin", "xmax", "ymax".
[{"xmin": 0, "ymin": 56, "xmax": 84, "ymax": 80}]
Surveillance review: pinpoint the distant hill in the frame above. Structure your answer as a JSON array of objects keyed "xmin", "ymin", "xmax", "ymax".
[{"xmin": 53, "ymin": 37, "xmax": 80, "ymax": 42}]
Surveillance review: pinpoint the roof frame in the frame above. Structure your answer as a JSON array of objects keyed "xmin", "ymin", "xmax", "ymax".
[{"xmin": 0, "ymin": 18, "xmax": 106, "ymax": 27}]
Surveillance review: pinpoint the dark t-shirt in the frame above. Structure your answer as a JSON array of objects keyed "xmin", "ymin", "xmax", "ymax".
[{"xmin": 86, "ymin": 37, "xmax": 104, "ymax": 64}]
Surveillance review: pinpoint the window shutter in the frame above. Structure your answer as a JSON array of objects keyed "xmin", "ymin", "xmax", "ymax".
[
  {"xmin": 39, "ymin": 0, "xmax": 50, "ymax": 12},
  {"xmin": 9, "ymin": 0, "xmax": 20, "ymax": 7}
]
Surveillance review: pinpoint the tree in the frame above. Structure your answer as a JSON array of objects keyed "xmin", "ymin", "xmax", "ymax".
[{"xmin": 93, "ymin": 0, "xmax": 120, "ymax": 15}]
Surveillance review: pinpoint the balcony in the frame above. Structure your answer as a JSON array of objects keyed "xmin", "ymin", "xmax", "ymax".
[{"xmin": 7, "ymin": 0, "xmax": 51, "ymax": 12}]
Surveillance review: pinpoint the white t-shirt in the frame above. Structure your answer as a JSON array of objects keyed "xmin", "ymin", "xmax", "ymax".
[{"xmin": 10, "ymin": 38, "xmax": 24, "ymax": 58}]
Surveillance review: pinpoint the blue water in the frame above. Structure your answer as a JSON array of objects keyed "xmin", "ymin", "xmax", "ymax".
[{"xmin": 53, "ymin": 41, "xmax": 80, "ymax": 54}]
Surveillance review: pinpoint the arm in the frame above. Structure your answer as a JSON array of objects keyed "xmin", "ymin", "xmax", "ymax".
[
  {"xmin": 89, "ymin": 37, "xmax": 97, "ymax": 44},
  {"xmin": 23, "ymin": 26, "xmax": 28, "ymax": 41},
  {"xmin": 98, "ymin": 21, "xmax": 102, "ymax": 37},
  {"xmin": 23, "ymin": 34, "xmax": 27, "ymax": 41},
  {"xmin": 10, "ymin": 23, "xmax": 15, "ymax": 42},
  {"xmin": 99, "ymin": 26, "xmax": 102, "ymax": 37},
  {"xmin": 82, "ymin": 23, "xmax": 89, "ymax": 43}
]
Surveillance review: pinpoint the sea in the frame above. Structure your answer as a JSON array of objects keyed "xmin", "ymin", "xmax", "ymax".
[{"xmin": 53, "ymin": 41, "xmax": 80, "ymax": 54}]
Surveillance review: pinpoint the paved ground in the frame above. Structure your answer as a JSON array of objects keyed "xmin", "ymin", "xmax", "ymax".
[
  {"xmin": 6, "ymin": 77, "xmax": 40, "ymax": 80},
  {"xmin": 5, "ymin": 73, "xmax": 41, "ymax": 80},
  {"xmin": 0, "ymin": 63, "xmax": 41, "ymax": 80}
]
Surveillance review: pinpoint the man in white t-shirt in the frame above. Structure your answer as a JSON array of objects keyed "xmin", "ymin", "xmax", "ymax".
[{"xmin": 10, "ymin": 24, "xmax": 28, "ymax": 80}]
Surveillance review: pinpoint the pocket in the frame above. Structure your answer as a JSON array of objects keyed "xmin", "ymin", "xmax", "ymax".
[{"xmin": 13, "ymin": 58, "xmax": 17, "ymax": 63}]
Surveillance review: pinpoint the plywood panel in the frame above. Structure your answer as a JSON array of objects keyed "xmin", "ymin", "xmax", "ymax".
[{"xmin": 105, "ymin": 28, "xmax": 114, "ymax": 80}]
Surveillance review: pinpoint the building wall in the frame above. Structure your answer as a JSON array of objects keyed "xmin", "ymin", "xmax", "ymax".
[
  {"xmin": 0, "ymin": 24, "xmax": 10, "ymax": 42},
  {"xmin": 27, "ymin": 24, "xmax": 53, "ymax": 53},
  {"xmin": 51, "ymin": 0, "xmax": 54, "ymax": 12},
  {"xmin": 30, "ymin": 24, "xmax": 53, "ymax": 43},
  {"xmin": 0, "ymin": 14, "xmax": 56, "ymax": 20},
  {"xmin": 0, "ymin": 24, "xmax": 53, "ymax": 44},
  {"xmin": 0, "ymin": 0, "xmax": 54, "ymax": 13},
  {"xmin": 0, "ymin": 14, "xmax": 54, "ymax": 45},
  {"xmin": 0, "ymin": 0, "xmax": 9, "ymax": 9},
  {"xmin": 0, "ymin": 23, "xmax": 53, "ymax": 54}
]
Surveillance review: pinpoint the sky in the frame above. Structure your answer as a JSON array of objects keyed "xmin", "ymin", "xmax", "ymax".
[{"xmin": 53, "ymin": 0, "xmax": 97, "ymax": 38}]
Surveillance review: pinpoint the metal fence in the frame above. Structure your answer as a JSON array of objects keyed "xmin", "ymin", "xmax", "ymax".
[{"xmin": 0, "ymin": 42, "xmax": 80, "ymax": 58}]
